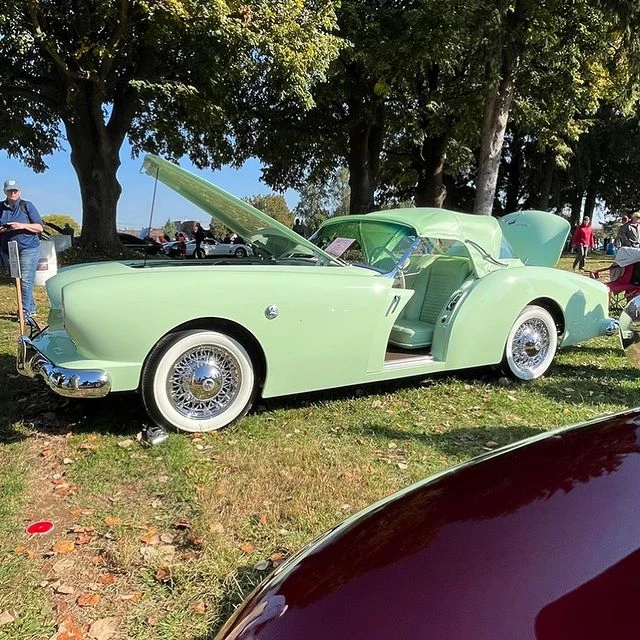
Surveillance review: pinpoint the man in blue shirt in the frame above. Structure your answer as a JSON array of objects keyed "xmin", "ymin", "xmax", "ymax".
[{"xmin": 0, "ymin": 179, "xmax": 44, "ymax": 331}]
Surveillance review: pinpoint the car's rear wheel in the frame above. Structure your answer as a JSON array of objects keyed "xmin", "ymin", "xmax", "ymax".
[
  {"xmin": 503, "ymin": 305, "xmax": 558, "ymax": 380},
  {"xmin": 141, "ymin": 330, "xmax": 256, "ymax": 432},
  {"xmin": 194, "ymin": 248, "xmax": 206, "ymax": 259},
  {"xmin": 234, "ymin": 247, "xmax": 247, "ymax": 258}
]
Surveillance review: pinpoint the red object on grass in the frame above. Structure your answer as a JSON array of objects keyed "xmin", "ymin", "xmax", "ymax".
[{"xmin": 25, "ymin": 520, "xmax": 54, "ymax": 535}]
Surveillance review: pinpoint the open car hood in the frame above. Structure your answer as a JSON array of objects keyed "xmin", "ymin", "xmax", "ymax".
[
  {"xmin": 142, "ymin": 155, "xmax": 340, "ymax": 263},
  {"xmin": 499, "ymin": 210, "xmax": 569, "ymax": 267}
]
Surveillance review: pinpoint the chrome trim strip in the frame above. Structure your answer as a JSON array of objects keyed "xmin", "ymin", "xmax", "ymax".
[
  {"xmin": 17, "ymin": 336, "xmax": 111, "ymax": 398},
  {"xmin": 383, "ymin": 354, "xmax": 435, "ymax": 369}
]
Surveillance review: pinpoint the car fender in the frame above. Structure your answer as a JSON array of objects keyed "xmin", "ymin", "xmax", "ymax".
[
  {"xmin": 58, "ymin": 265, "xmax": 390, "ymax": 394},
  {"xmin": 433, "ymin": 267, "xmax": 609, "ymax": 368}
]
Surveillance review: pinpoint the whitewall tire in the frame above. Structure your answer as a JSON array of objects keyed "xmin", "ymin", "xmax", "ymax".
[
  {"xmin": 503, "ymin": 306, "xmax": 558, "ymax": 380},
  {"xmin": 142, "ymin": 330, "xmax": 256, "ymax": 432}
]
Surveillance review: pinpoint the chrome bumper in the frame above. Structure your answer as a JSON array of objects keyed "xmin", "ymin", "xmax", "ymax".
[{"xmin": 17, "ymin": 335, "xmax": 111, "ymax": 398}]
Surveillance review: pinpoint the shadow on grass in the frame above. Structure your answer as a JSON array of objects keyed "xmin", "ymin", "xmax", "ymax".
[
  {"xmin": 537, "ymin": 362, "xmax": 640, "ymax": 410},
  {"xmin": 253, "ymin": 366, "xmax": 498, "ymax": 415},
  {"xmin": 0, "ymin": 352, "xmax": 149, "ymax": 442},
  {"xmin": 344, "ymin": 423, "xmax": 546, "ymax": 458}
]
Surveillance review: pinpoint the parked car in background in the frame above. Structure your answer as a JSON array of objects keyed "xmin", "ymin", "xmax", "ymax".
[
  {"xmin": 18, "ymin": 154, "xmax": 617, "ymax": 434},
  {"xmin": 117, "ymin": 232, "xmax": 163, "ymax": 255},
  {"xmin": 162, "ymin": 237, "xmax": 253, "ymax": 259}
]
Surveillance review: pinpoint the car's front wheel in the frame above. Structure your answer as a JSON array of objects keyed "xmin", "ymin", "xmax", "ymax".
[
  {"xmin": 234, "ymin": 247, "xmax": 247, "ymax": 258},
  {"xmin": 141, "ymin": 330, "xmax": 256, "ymax": 432},
  {"xmin": 503, "ymin": 305, "xmax": 558, "ymax": 380}
]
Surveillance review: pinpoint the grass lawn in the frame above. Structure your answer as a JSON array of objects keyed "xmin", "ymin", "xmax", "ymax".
[{"xmin": 0, "ymin": 251, "xmax": 637, "ymax": 639}]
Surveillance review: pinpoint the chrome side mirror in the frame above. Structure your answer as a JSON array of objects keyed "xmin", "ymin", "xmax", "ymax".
[{"xmin": 619, "ymin": 296, "xmax": 640, "ymax": 367}]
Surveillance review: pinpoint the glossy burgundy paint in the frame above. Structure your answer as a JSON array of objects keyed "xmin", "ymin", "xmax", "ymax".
[{"xmin": 215, "ymin": 410, "xmax": 640, "ymax": 640}]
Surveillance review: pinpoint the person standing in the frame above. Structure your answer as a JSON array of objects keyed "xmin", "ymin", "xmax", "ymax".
[
  {"xmin": 616, "ymin": 212, "xmax": 640, "ymax": 248},
  {"xmin": 194, "ymin": 222, "xmax": 206, "ymax": 255},
  {"xmin": 571, "ymin": 216, "xmax": 596, "ymax": 271},
  {"xmin": 0, "ymin": 179, "xmax": 43, "ymax": 331}
]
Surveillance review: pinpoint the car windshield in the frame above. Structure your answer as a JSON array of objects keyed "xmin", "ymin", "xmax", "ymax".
[{"xmin": 311, "ymin": 220, "xmax": 471, "ymax": 272}]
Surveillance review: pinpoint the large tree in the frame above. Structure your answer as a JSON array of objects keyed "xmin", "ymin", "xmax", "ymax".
[{"xmin": 0, "ymin": 0, "xmax": 340, "ymax": 252}]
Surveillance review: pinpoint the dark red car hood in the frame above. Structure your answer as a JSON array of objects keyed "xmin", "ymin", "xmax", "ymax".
[{"xmin": 216, "ymin": 410, "xmax": 640, "ymax": 640}]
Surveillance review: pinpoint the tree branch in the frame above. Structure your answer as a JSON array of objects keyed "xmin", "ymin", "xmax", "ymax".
[{"xmin": 25, "ymin": 0, "xmax": 88, "ymax": 82}]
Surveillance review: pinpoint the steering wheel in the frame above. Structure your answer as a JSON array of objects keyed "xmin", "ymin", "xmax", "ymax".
[
  {"xmin": 369, "ymin": 246, "xmax": 397, "ymax": 268},
  {"xmin": 369, "ymin": 246, "xmax": 405, "ymax": 288}
]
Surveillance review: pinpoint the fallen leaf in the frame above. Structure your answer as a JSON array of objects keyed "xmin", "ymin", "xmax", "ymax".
[
  {"xmin": 189, "ymin": 599, "xmax": 206, "ymax": 614},
  {"xmin": 159, "ymin": 533, "xmax": 175, "ymax": 544},
  {"xmin": 0, "ymin": 611, "xmax": 15, "ymax": 626},
  {"xmin": 157, "ymin": 544, "xmax": 176, "ymax": 560},
  {"xmin": 88, "ymin": 616, "xmax": 120, "ymax": 640},
  {"xmin": 270, "ymin": 552, "xmax": 286, "ymax": 563},
  {"xmin": 239, "ymin": 542, "xmax": 255, "ymax": 555},
  {"xmin": 62, "ymin": 458, "xmax": 73, "ymax": 465},
  {"xmin": 69, "ymin": 507, "xmax": 94, "ymax": 516},
  {"xmin": 97, "ymin": 573, "xmax": 116, "ymax": 585},
  {"xmin": 75, "ymin": 534, "xmax": 95, "ymax": 545},
  {"xmin": 53, "ymin": 485, "xmax": 77, "ymax": 498},
  {"xmin": 52, "ymin": 558, "xmax": 75, "ymax": 574},
  {"xmin": 172, "ymin": 518, "xmax": 190, "ymax": 529},
  {"xmin": 120, "ymin": 592, "xmax": 142, "ymax": 603},
  {"xmin": 52, "ymin": 539, "xmax": 76, "ymax": 554},
  {"xmin": 50, "ymin": 616, "xmax": 86, "ymax": 640},
  {"xmin": 117, "ymin": 439, "xmax": 135, "ymax": 448},
  {"xmin": 209, "ymin": 522, "xmax": 224, "ymax": 534},
  {"xmin": 77, "ymin": 593, "xmax": 101, "ymax": 607},
  {"xmin": 90, "ymin": 554, "xmax": 107, "ymax": 565},
  {"xmin": 140, "ymin": 528, "xmax": 159, "ymax": 544},
  {"xmin": 14, "ymin": 546, "xmax": 35, "ymax": 559},
  {"xmin": 187, "ymin": 533, "xmax": 204, "ymax": 547},
  {"xmin": 254, "ymin": 560, "xmax": 269, "ymax": 571},
  {"xmin": 103, "ymin": 516, "xmax": 122, "ymax": 527},
  {"xmin": 258, "ymin": 514, "xmax": 267, "ymax": 526},
  {"xmin": 155, "ymin": 566, "xmax": 172, "ymax": 583},
  {"xmin": 55, "ymin": 584, "xmax": 75, "ymax": 595}
]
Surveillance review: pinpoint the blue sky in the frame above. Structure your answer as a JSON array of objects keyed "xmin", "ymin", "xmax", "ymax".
[{"xmin": 0, "ymin": 140, "xmax": 299, "ymax": 231}]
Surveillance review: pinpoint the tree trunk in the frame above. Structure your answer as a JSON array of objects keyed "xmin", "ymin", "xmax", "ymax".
[
  {"xmin": 347, "ymin": 117, "xmax": 384, "ymax": 214},
  {"xmin": 474, "ymin": 64, "xmax": 515, "ymax": 215},
  {"xmin": 414, "ymin": 133, "xmax": 448, "ymax": 207},
  {"xmin": 62, "ymin": 82, "xmax": 130, "ymax": 253},
  {"xmin": 533, "ymin": 151, "xmax": 555, "ymax": 210},
  {"xmin": 504, "ymin": 129, "xmax": 522, "ymax": 214}
]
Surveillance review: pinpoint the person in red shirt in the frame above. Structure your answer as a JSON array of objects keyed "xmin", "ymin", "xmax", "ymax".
[{"xmin": 572, "ymin": 216, "xmax": 596, "ymax": 270}]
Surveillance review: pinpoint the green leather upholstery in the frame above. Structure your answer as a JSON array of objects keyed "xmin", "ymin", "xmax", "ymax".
[{"xmin": 390, "ymin": 256, "xmax": 471, "ymax": 349}]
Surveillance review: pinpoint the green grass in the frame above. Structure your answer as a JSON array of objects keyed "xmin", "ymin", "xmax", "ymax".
[{"xmin": 0, "ymin": 255, "xmax": 638, "ymax": 638}]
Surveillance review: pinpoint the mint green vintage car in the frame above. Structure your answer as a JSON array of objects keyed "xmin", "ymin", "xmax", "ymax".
[{"xmin": 17, "ymin": 155, "xmax": 617, "ymax": 433}]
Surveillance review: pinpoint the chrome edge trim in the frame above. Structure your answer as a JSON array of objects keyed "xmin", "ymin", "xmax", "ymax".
[{"xmin": 17, "ymin": 336, "xmax": 111, "ymax": 398}]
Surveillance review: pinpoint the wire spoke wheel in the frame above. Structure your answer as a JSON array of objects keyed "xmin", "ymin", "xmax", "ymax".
[
  {"xmin": 168, "ymin": 344, "xmax": 241, "ymax": 419},
  {"xmin": 504, "ymin": 306, "xmax": 558, "ymax": 380},
  {"xmin": 142, "ymin": 330, "xmax": 256, "ymax": 432}
]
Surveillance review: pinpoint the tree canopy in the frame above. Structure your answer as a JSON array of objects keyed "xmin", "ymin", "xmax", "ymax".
[{"xmin": 0, "ymin": 0, "xmax": 341, "ymax": 252}]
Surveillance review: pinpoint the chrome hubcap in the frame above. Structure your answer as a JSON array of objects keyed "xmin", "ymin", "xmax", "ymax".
[
  {"xmin": 167, "ymin": 345, "xmax": 241, "ymax": 419},
  {"xmin": 512, "ymin": 319, "xmax": 549, "ymax": 371}
]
